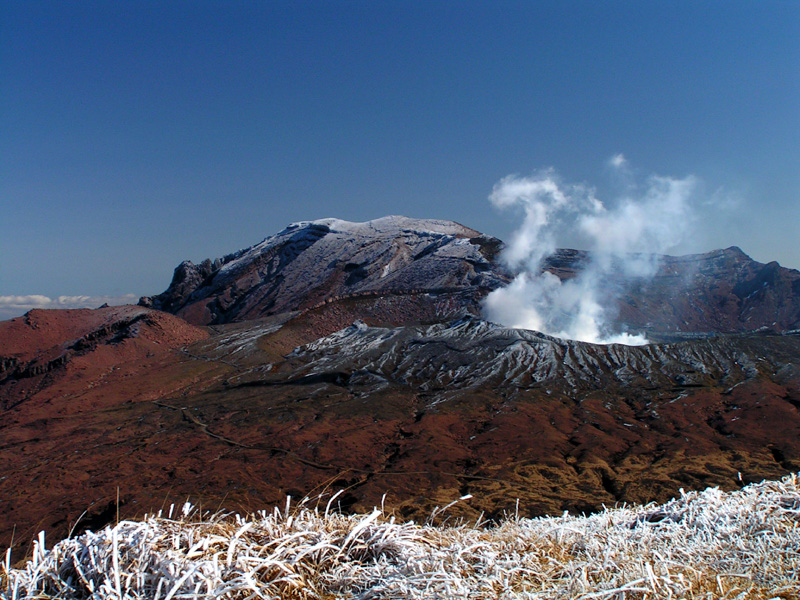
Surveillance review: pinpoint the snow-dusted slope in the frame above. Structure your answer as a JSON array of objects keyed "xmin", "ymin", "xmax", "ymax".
[
  {"xmin": 282, "ymin": 316, "xmax": 800, "ymax": 396},
  {"xmin": 142, "ymin": 216, "xmax": 509, "ymax": 325}
]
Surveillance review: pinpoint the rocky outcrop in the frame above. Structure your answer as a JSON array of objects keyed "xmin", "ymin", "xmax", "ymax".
[
  {"xmin": 282, "ymin": 316, "xmax": 800, "ymax": 395},
  {"xmin": 0, "ymin": 306, "xmax": 208, "ymax": 411}
]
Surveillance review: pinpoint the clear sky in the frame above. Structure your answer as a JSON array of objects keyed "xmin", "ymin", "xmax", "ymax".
[{"xmin": 1, "ymin": 1, "xmax": 798, "ymax": 318}]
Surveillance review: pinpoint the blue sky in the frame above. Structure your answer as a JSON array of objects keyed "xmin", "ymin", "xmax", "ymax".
[{"xmin": 1, "ymin": 1, "xmax": 798, "ymax": 318}]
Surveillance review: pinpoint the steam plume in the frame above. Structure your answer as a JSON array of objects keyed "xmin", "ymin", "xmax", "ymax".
[{"xmin": 484, "ymin": 162, "xmax": 697, "ymax": 345}]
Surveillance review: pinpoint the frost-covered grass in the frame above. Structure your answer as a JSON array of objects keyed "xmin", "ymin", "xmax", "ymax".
[{"xmin": 3, "ymin": 475, "xmax": 799, "ymax": 599}]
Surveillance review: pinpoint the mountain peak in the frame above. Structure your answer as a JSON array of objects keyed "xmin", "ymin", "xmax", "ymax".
[
  {"xmin": 724, "ymin": 245, "xmax": 748, "ymax": 256},
  {"xmin": 281, "ymin": 215, "xmax": 482, "ymax": 238},
  {"xmin": 142, "ymin": 216, "xmax": 509, "ymax": 325}
]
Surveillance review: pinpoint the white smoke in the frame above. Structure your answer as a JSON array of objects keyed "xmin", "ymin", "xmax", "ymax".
[{"xmin": 484, "ymin": 162, "xmax": 697, "ymax": 345}]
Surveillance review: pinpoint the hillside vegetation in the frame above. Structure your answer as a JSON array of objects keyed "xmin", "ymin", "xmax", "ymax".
[{"xmin": 3, "ymin": 474, "xmax": 799, "ymax": 599}]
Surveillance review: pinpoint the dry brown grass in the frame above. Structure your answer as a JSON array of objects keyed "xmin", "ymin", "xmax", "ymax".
[{"xmin": 3, "ymin": 475, "xmax": 799, "ymax": 599}]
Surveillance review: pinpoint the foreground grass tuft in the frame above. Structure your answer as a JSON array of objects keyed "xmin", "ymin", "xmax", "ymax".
[{"xmin": 3, "ymin": 475, "xmax": 799, "ymax": 599}]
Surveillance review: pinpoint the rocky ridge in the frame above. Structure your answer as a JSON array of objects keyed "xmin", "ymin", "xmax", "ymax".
[{"xmin": 282, "ymin": 316, "xmax": 800, "ymax": 394}]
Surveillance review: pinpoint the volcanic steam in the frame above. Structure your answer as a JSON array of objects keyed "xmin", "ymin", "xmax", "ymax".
[{"xmin": 484, "ymin": 159, "xmax": 697, "ymax": 344}]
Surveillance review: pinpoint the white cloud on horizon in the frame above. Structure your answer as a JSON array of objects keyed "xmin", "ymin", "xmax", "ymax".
[{"xmin": 0, "ymin": 294, "xmax": 139, "ymax": 321}]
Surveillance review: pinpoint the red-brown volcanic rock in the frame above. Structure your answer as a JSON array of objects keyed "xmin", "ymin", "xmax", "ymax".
[
  {"xmin": 0, "ymin": 306, "xmax": 212, "ymax": 557},
  {"xmin": 1, "ymin": 306, "xmax": 206, "ymax": 358},
  {"xmin": 0, "ymin": 306, "xmax": 209, "ymax": 414}
]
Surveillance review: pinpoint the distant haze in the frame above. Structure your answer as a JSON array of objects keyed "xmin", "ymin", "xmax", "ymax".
[
  {"xmin": 0, "ymin": 295, "xmax": 140, "ymax": 322},
  {"xmin": 2, "ymin": 2, "xmax": 798, "ymax": 318}
]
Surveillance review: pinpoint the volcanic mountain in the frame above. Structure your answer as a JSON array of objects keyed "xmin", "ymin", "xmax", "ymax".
[
  {"xmin": 142, "ymin": 216, "xmax": 800, "ymax": 335},
  {"xmin": 2, "ymin": 216, "xmax": 799, "ymax": 562},
  {"xmin": 139, "ymin": 216, "xmax": 509, "ymax": 326}
]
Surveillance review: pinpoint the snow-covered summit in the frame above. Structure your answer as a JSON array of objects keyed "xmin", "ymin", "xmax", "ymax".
[{"xmin": 284, "ymin": 215, "xmax": 481, "ymax": 238}]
